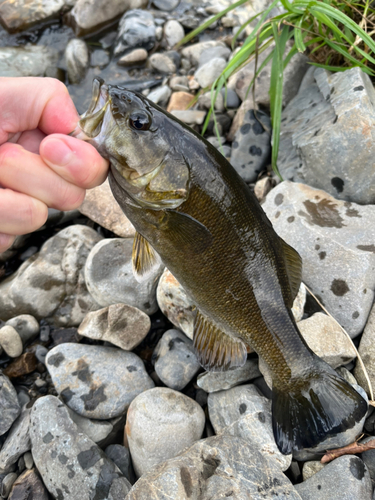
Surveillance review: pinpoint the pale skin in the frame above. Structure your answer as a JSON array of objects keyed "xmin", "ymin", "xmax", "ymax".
[{"xmin": 0, "ymin": 77, "xmax": 109, "ymax": 253}]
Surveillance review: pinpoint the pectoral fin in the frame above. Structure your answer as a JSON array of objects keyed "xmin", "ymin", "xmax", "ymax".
[
  {"xmin": 132, "ymin": 232, "xmax": 161, "ymax": 282},
  {"xmin": 281, "ymin": 238, "xmax": 302, "ymax": 305},
  {"xmin": 193, "ymin": 311, "xmax": 247, "ymax": 371},
  {"xmin": 161, "ymin": 210, "xmax": 213, "ymax": 254}
]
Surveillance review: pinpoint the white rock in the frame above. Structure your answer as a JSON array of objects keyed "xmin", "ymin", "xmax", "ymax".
[
  {"xmin": 195, "ymin": 57, "xmax": 227, "ymax": 88},
  {"xmin": 0, "ymin": 326, "xmax": 23, "ymax": 358},
  {"xmin": 163, "ymin": 20, "xmax": 184, "ymax": 48}
]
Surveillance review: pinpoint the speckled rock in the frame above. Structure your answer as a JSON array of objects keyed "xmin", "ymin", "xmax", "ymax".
[
  {"xmin": 114, "ymin": 9, "xmax": 155, "ymax": 57},
  {"xmin": 0, "ymin": 0, "xmax": 65, "ymax": 32},
  {"xmin": 0, "ymin": 225, "xmax": 102, "ymax": 326},
  {"xmin": 125, "ymin": 388, "xmax": 205, "ymax": 477},
  {"xmin": 197, "ymin": 359, "xmax": 260, "ymax": 393},
  {"xmin": 149, "ymin": 52, "xmax": 177, "ymax": 74},
  {"xmin": 153, "ymin": 329, "xmax": 201, "ymax": 390},
  {"xmin": 85, "ymin": 238, "xmax": 162, "ymax": 315},
  {"xmin": 0, "ymin": 46, "xmax": 59, "ymax": 77},
  {"xmin": 126, "ymin": 435, "xmax": 301, "ymax": 499},
  {"xmin": 5, "ymin": 315, "xmax": 39, "ymax": 344},
  {"xmin": 104, "ymin": 445, "xmax": 135, "ymax": 485},
  {"xmin": 8, "ymin": 468, "xmax": 49, "ymax": 500},
  {"xmin": 295, "ymin": 456, "xmax": 372, "ymax": 500},
  {"xmin": 78, "ymin": 304, "xmax": 150, "ymax": 351},
  {"xmin": 195, "ymin": 57, "xmax": 227, "ymax": 88},
  {"xmin": 0, "ymin": 326, "xmax": 23, "ymax": 358},
  {"xmin": 66, "ymin": 407, "xmax": 113, "ymax": 444},
  {"xmin": 302, "ymin": 461, "xmax": 325, "ymax": 481},
  {"xmin": 163, "ymin": 20, "xmax": 184, "ymax": 48},
  {"xmin": 355, "ymin": 302, "xmax": 375, "ymax": 397},
  {"xmin": 30, "ymin": 396, "xmax": 131, "ymax": 500},
  {"xmin": 208, "ymin": 384, "xmax": 292, "ymax": 471},
  {"xmin": 46, "ymin": 344, "xmax": 154, "ymax": 419},
  {"xmin": 0, "ymin": 407, "xmax": 31, "ymax": 472},
  {"xmin": 0, "ymin": 373, "xmax": 20, "ymax": 437},
  {"xmin": 262, "ymin": 181, "xmax": 375, "ymax": 338},
  {"xmin": 65, "ymin": 38, "xmax": 89, "ymax": 84},
  {"xmin": 361, "ymin": 436, "xmax": 375, "ymax": 487}
]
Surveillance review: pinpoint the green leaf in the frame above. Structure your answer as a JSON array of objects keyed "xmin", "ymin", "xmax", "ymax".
[{"xmin": 294, "ymin": 17, "xmax": 307, "ymax": 53}]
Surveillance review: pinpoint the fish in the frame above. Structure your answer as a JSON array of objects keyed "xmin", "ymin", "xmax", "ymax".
[{"xmin": 73, "ymin": 77, "xmax": 368, "ymax": 455}]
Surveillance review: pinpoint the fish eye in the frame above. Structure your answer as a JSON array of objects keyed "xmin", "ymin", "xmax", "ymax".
[{"xmin": 129, "ymin": 111, "xmax": 151, "ymax": 131}]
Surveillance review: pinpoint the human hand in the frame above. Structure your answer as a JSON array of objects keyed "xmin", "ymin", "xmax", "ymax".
[{"xmin": 0, "ymin": 77, "xmax": 109, "ymax": 253}]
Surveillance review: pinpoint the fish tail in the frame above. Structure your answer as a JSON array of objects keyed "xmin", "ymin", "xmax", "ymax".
[{"xmin": 272, "ymin": 358, "xmax": 368, "ymax": 455}]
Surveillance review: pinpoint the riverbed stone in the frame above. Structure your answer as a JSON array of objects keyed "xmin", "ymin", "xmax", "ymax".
[
  {"xmin": 163, "ymin": 19, "xmax": 184, "ymax": 48},
  {"xmin": 125, "ymin": 387, "xmax": 205, "ymax": 477},
  {"xmin": 197, "ymin": 359, "xmax": 260, "ymax": 393},
  {"xmin": 104, "ymin": 445, "xmax": 135, "ymax": 485},
  {"xmin": 355, "ymin": 302, "xmax": 375, "ymax": 397},
  {"xmin": 30, "ymin": 396, "xmax": 132, "ymax": 499},
  {"xmin": 170, "ymin": 109, "xmax": 206, "ymax": 125},
  {"xmin": 262, "ymin": 181, "xmax": 375, "ymax": 338},
  {"xmin": 85, "ymin": 238, "xmax": 161, "ymax": 315},
  {"xmin": 181, "ymin": 40, "xmax": 227, "ymax": 66},
  {"xmin": 117, "ymin": 48, "xmax": 148, "ymax": 67},
  {"xmin": 153, "ymin": 0, "xmax": 179, "ymax": 10},
  {"xmin": 0, "ymin": 407, "xmax": 30, "ymax": 472},
  {"xmin": 5, "ymin": 315, "xmax": 39, "ymax": 344},
  {"xmin": 114, "ymin": 9, "xmax": 155, "ymax": 57},
  {"xmin": 0, "ymin": 326, "xmax": 23, "ymax": 358},
  {"xmin": 0, "ymin": 46, "xmax": 59, "ymax": 77},
  {"xmin": 78, "ymin": 304, "xmax": 150, "ymax": 351},
  {"xmin": 166, "ymin": 91, "xmax": 193, "ymax": 112},
  {"xmin": 66, "ymin": 407, "xmax": 113, "ymax": 444},
  {"xmin": 8, "ymin": 468, "xmax": 49, "ymax": 500},
  {"xmin": 0, "ymin": 374, "xmax": 20, "ymax": 437},
  {"xmin": 65, "ymin": 38, "xmax": 89, "ymax": 84},
  {"xmin": 147, "ymin": 85, "xmax": 172, "ymax": 106},
  {"xmin": 149, "ymin": 52, "xmax": 177, "ymax": 74},
  {"xmin": 194, "ymin": 57, "xmax": 227, "ymax": 89},
  {"xmin": 0, "ymin": 0, "xmax": 65, "ymax": 32},
  {"xmin": 46, "ymin": 343, "xmax": 154, "ymax": 419}
]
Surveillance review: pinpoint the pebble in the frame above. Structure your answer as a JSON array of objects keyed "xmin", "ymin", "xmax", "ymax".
[
  {"xmin": 220, "ymin": 87, "xmax": 240, "ymax": 108},
  {"xmin": 199, "ymin": 46, "xmax": 231, "ymax": 67},
  {"xmin": 194, "ymin": 57, "xmax": 227, "ymax": 88},
  {"xmin": 181, "ymin": 40, "xmax": 227, "ymax": 66},
  {"xmin": 0, "ymin": 326, "xmax": 23, "ymax": 358},
  {"xmin": 90, "ymin": 49, "xmax": 110, "ymax": 68},
  {"xmin": 355, "ymin": 301, "xmax": 375, "ymax": 396},
  {"xmin": 197, "ymin": 359, "xmax": 260, "ymax": 393},
  {"xmin": 23, "ymin": 453, "xmax": 33, "ymax": 470},
  {"xmin": 0, "ymin": 373, "xmax": 20, "ymax": 437},
  {"xmin": 163, "ymin": 20, "xmax": 184, "ymax": 48},
  {"xmin": 0, "ymin": 46, "xmax": 59, "ymax": 78},
  {"xmin": 153, "ymin": 329, "xmax": 201, "ymax": 390},
  {"xmin": 114, "ymin": 9, "xmax": 155, "ymax": 57},
  {"xmin": 65, "ymin": 38, "xmax": 89, "ymax": 84},
  {"xmin": 198, "ymin": 91, "xmax": 225, "ymax": 112},
  {"xmin": 66, "ymin": 407, "xmax": 113, "ymax": 444},
  {"xmin": 147, "ymin": 85, "xmax": 172, "ymax": 106},
  {"xmin": 3, "ymin": 353, "xmax": 37, "ymax": 379},
  {"xmin": 7, "ymin": 468, "xmax": 48, "ymax": 500},
  {"xmin": 153, "ymin": 0, "xmax": 179, "ymax": 10},
  {"xmin": 361, "ymin": 436, "xmax": 375, "ymax": 486},
  {"xmin": 1, "ymin": 473, "xmax": 17, "ymax": 498},
  {"xmin": 170, "ymin": 109, "xmax": 206, "ymax": 125},
  {"xmin": 35, "ymin": 345, "xmax": 48, "ymax": 365},
  {"xmin": 166, "ymin": 91, "xmax": 193, "ymax": 112},
  {"xmin": 208, "ymin": 384, "xmax": 292, "ymax": 471},
  {"xmin": 149, "ymin": 52, "xmax": 177, "ymax": 73},
  {"xmin": 168, "ymin": 75, "xmax": 189, "ymax": 92},
  {"xmin": 125, "ymin": 387, "xmax": 205, "ymax": 477},
  {"xmin": 85, "ymin": 238, "xmax": 161, "ymax": 315},
  {"xmin": 104, "ymin": 445, "xmax": 135, "ymax": 485},
  {"xmin": 5, "ymin": 315, "xmax": 39, "ymax": 344},
  {"xmin": 78, "ymin": 304, "xmax": 150, "ymax": 351},
  {"xmin": 117, "ymin": 48, "xmax": 148, "ymax": 67},
  {"xmin": 0, "ymin": 407, "xmax": 31, "ymax": 472},
  {"xmin": 302, "ymin": 460, "xmax": 325, "ymax": 481},
  {"xmin": 30, "ymin": 396, "xmax": 131, "ymax": 499},
  {"xmin": 46, "ymin": 343, "xmax": 154, "ymax": 419}
]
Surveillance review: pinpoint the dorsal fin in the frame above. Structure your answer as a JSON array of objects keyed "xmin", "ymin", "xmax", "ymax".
[
  {"xmin": 132, "ymin": 232, "xmax": 161, "ymax": 282},
  {"xmin": 193, "ymin": 311, "xmax": 247, "ymax": 372},
  {"xmin": 280, "ymin": 238, "xmax": 302, "ymax": 305}
]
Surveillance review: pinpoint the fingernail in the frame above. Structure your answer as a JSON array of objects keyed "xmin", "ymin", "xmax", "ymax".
[{"xmin": 42, "ymin": 138, "xmax": 74, "ymax": 167}]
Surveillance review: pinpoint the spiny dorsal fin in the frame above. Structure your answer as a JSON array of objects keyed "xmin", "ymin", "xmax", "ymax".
[
  {"xmin": 281, "ymin": 238, "xmax": 302, "ymax": 305},
  {"xmin": 132, "ymin": 232, "xmax": 161, "ymax": 282},
  {"xmin": 193, "ymin": 311, "xmax": 247, "ymax": 372}
]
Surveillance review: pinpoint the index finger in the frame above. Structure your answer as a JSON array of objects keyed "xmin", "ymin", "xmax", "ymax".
[{"xmin": 0, "ymin": 77, "xmax": 79, "ymax": 144}]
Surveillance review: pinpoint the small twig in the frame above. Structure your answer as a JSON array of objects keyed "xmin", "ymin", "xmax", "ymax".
[{"xmin": 321, "ymin": 437, "xmax": 375, "ymax": 464}]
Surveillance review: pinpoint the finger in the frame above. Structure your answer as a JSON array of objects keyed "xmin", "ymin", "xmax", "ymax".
[
  {"xmin": 40, "ymin": 134, "xmax": 109, "ymax": 189},
  {"xmin": 16, "ymin": 129, "xmax": 46, "ymax": 154},
  {"xmin": 0, "ymin": 143, "xmax": 85, "ymax": 211},
  {"xmin": 0, "ymin": 188, "xmax": 48, "ymax": 235},
  {"xmin": 0, "ymin": 233, "xmax": 16, "ymax": 253},
  {"xmin": 0, "ymin": 77, "xmax": 79, "ymax": 143}
]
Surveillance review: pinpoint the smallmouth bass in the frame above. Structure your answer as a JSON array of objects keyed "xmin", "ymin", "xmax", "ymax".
[{"xmin": 73, "ymin": 78, "xmax": 367, "ymax": 455}]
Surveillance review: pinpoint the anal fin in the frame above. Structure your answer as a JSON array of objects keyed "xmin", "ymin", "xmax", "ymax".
[
  {"xmin": 132, "ymin": 232, "xmax": 161, "ymax": 282},
  {"xmin": 193, "ymin": 311, "xmax": 247, "ymax": 372}
]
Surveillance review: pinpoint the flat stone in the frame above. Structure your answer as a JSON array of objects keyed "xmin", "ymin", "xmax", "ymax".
[
  {"xmin": 5, "ymin": 315, "xmax": 39, "ymax": 344},
  {"xmin": 170, "ymin": 109, "xmax": 206, "ymax": 125},
  {"xmin": 163, "ymin": 20, "xmax": 184, "ymax": 48},
  {"xmin": 1, "ymin": 473, "xmax": 18, "ymax": 498},
  {"xmin": 198, "ymin": 91, "xmax": 225, "ymax": 112},
  {"xmin": 149, "ymin": 52, "xmax": 177, "ymax": 74},
  {"xmin": 117, "ymin": 48, "xmax": 148, "ymax": 67},
  {"xmin": 199, "ymin": 46, "xmax": 231, "ymax": 67},
  {"xmin": 0, "ymin": 326, "xmax": 23, "ymax": 358},
  {"xmin": 78, "ymin": 303, "xmax": 150, "ymax": 351},
  {"xmin": 262, "ymin": 181, "xmax": 375, "ymax": 338},
  {"xmin": 46, "ymin": 343, "xmax": 154, "ymax": 419},
  {"xmin": 65, "ymin": 38, "xmax": 89, "ymax": 84},
  {"xmin": 194, "ymin": 57, "xmax": 227, "ymax": 88},
  {"xmin": 181, "ymin": 40, "xmax": 227, "ymax": 66},
  {"xmin": 0, "ymin": 0, "xmax": 65, "ymax": 32},
  {"xmin": 114, "ymin": 9, "xmax": 155, "ymax": 57},
  {"xmin": 66, "ymin": 407, "xmax": 113, "ymax": 444},
  {"xmin": 30, "ymin": 396, "xmax": 131, "ymax": 499},
  {"xmin": 125, "ymin": 387, "xmax": 205, "ymax": 477},
  {"xmin": 3, "ymin": 353, "xmax": 38, "ymax": 379},
  {"xmin": 153, "ymin": 0, "xmax": 179, "ymax": 10},
  {"xmin": 0, "ymin": 374, "xmax": 20, "ymax": 436},
  {"xmin": 197, "ymin": 359, "xmax": 260, "ymax": 393},
  {"xmin": 354, "ymin": 302, "xmax": 375, "ymax": 397},
  {"xmin": 147, "ymin": 85, "xmax": 172, "ymax": 106},
  {"xmin": 8, "ymin": 468, "xmax": 49, "ymax": 500},
  {"xmin": 0, "ymin": 46, "xmax": 59, "ymax": 77},
  {"xmin": 166, "ymin": 91, "xmax": 194, "ymax": 112},
  {"xmin": 0, "ymin": 408, "xmax": 31, "ymax": 472}
]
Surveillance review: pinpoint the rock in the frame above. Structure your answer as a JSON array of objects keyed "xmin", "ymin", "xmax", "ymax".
[
  {"xmin": 79, "ymin": 179, "xmax": 135, "ymax": 238},
  {"xmin": 3, "ymin": 353, "xmax": 38, "ymax": 379},
  {"xmin": 168, "ymin": 76, "xmax": 189, "ymax": 92},
  {"xmin": 114, "ymin": 9, "xmax": 155, "ymax": 57},
  {"xmin": 125, "ymin": 387, "xmax": 205, "ymax": 477},
  {"xmin": 85, "ymin": 238, "xmax": 161, "ymax": 315},
  {"xmin": 153, "ymin": 329, "xmax": 201, "ymax": 390},
  {"xmin": 156, "ymin": 268, "xmax": 195, "ymax": 339},
  {"xmin": 66, "ymin": 407, "xmax": 113, "ymax": 444},
  {"xmin": 51, "ymin": 327, "xmax": 81, "ymax": 346},
  {"xmin": 0, "ymin": 46, "xmax": 59, "ymax": 77},
  {"xmin": 0, "ymin": 0, "xmax": 64, "ymax": 32},
  {"xmin": 149, "ymin": 52, "xmax": 177, "ymax": 74},
  {"xmin": 78, "ymin": 303, "xmax": 150, "ymax": 351},
  {"xmin": 117, "ymin": 48, "xmax": 148, "ymax": 67},
  {"xmin": 291, "ymin": 282, "xmax": 306, "ymax": 322},
  {"xmin": 197, "ymin": 359, "xmax": 260, "ymax": 393},
  {"xmin": 361, "ymin": 436, "xmax": 375, "ymax": 486},
  {"xmin": 35, "ymin": 345, "xmax": 48, "ymax": 365},
  {"xmin": 295, "ymin": 455, "xmax": 372, "ymax": 500},
  {"xmin": 302, "ymin": 460, "xmax": 325, "ymax": 481},
  {"xmin": 220, "ymin": 87, "xmax": 240, "ymax": 108},
  {"xmin": 8, "ymin": 469, "xmax": 49, "ymax": 500},
  {"xmin": 230, "ymin": 108, "xmax": 271, "ymax": 182},
  {"xmin": 104, "ymin": 445, "xmax": 135, "ymax": 485},
  {"xmin": 199, "ymin": 46, "xmax": 231, "ymax": 67},
  {"xmin": 0, "ymin": 225, "xmax": 102, "ymax": 326},
  {"xmin": 1, "ymin": 473, "xmax": 18, "ymax": 498},
  {"xmin": 0, "ymin": 326, "xmax": 23, "ymax": 358},
  {"xmin": 0, "ymin": 408, "xmax": 31, "ymax": 472},
  {"xmin": 0, "ymin": 374, "xmax": 20, "ymax": 437},
  {"xmin": 5, "ymin": 315, "xmax": 39, "ymax": 344},
  {"xmin": 23, "ymin": 453, "xmax": 33, "ymax": 470},
  {"xmin": 46, "ymin": 343, "xmax": 154, "ymax": 419},
  {"xmin": 30, "ymin": 396, "xmax": 131, "ymax": 499},
  {"xmin": 355, "ymin": 302, "xmax": 375, "ymax": 396},
  {"xmin": 147, "ymin": 85, "xmax": 172, "ymax": 106},
  {"xmin": 163, "ymin": 20, "xmax": 184, "ymax": 48},
  {"xmin": 170, "ymin": 109, "xmax": 206, "ymax": 125},
  {"xmin": 278, "ymin": 67, "xmax": 375, "ymax": 205},
  {"xmin": 262, "ymin": 181, "xmax": 375, "ymax": 338},
  {"xmin": 126, "ymin": 435, "xmax": 300, "ymax": 499},
  {"xmin": 153, "ymin": 0, "xmax": 179, "ymax": 11},
  {"xmin": 65, "ymin": 38, "xmax": 89, "ymax": 84},
  {"xmin": 166, "ymin": 91, "xmax": 193, "ymax": 112},
  {"xmin": 90, "ymin": 49, "xmax": 110, "ymax": 68},
  {"xmin": 208, "ymin": 384, "xmax": 292, "ymax": 471},
  {"xmin": 198, "ymin": 91, "xmax": 225, "ymax": 112},
  {"xmin": 181, "ymin": 40, "xmax": 226, "ymax": 66},
  {"xmin": 194, "ymin": 57, "xmax": 227, "ymax": 88}
]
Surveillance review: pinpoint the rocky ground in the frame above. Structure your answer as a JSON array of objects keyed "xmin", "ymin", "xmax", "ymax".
[{"xmin": 1, "ymin": 0, "xmax": 375, "ymax": 499}]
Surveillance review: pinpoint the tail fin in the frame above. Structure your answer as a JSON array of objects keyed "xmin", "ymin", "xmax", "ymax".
[{"xmin": 272, "ymin": 364, "xmax": 368, "ymax": 455}]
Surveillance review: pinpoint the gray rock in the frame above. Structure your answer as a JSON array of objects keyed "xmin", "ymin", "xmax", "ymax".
[
  {"xmin": 278, "ymin": 67, "xmax": 375, "ymax": 205},
  {"xmin": 8, "ymin": 468, "xmax": 48, "ymax": 499},
  {"xmin": 5, "ymin": 315, "xmax": 39, "ymax": 344},
  {"xmin": 66, "ymin": 407, "xmax": 113, "ymax": 444},
  {"xmin": 117, "ymin": 48, "xmax": 148, "ymax": 67},
  {"xmin": 65, "ymin": 38, "xmax": 89, "ymax": 84},
  {"xmin": 220, "ymin": 87, "xmax": 240, "ymax": 108},
  {"xmin": 153, "ymin": 0, "xmax": 179, "ymax": 10},
  {"xmin": 104, "ymin": 445, "xmax": 135, "ymax": 485},
  {"xmin": 0, "ymin": 225, "xmax": 102, "ymax": 326},
  {"xmin": 199, "ymin": 46, "xmax": 231, "ymax": 67},
  {"xmin": 147, "ymin": 85, "xmax": 172, "ymax": 106},
  {"xmin": 1, "ymin": 473, "xmax": 17, "ymax": 498},
  {"xmin": 208, "ymin": 384, "xmax": 292, "ymax": 471},
  {"xmin": 198, "ymin": 91, "xmax": 225, "ymax": 112},
  {"xmin": 149, "ymin": 52, "xmax": 177, "ymax": 74},
  {"xmin": 85, "ymin": 238, "xmax": 161, "ymax": 315},
  {"xmin": 292, "ymin": 282, "xmax": 306, "ymax": 322},
  {"xmin": 153, "ymin": 329, "xmax": 201, "ymax": 390},
  {"xmin": 262, "ymin": 181, "xmax": 375, "ymax": 338},
  {"xmin": 90, "ymin": 49, "xmax": 110, "ymax": 68},
  {"xmin": 125, "ymin": 387, "xmax": 205, "ymax": 477},
  {"xmin": 35, "ymin": 345, "xmax": 48, "ymax": 365},
  {"xmin": 0, "ymin": 408, "xmax": 31, "ymax": 472},
  {"xmin": 46, "ymin": 343, "xmax": 154, "ymax": 419},
  {"xmin": 336, "ymin": 366, "xmax": 358, "ymax": 386},
  {"xmin": 0, "ymin": 374, "xmax": 20, "ymax": 437},
  {"xmin": 163, "ymin": 20, "xmax": 184, "ymax": 48},
  {"xmin": 0, "ymin": 326, "xmax": 23, "ymax": 358},
  {"xmin": 0, "ymin": 46, "xmax": 59, "ymax": 77},
  {"xmin": 114, "ymin": 9, "xmax": 155, "ymax": 57},
  {"xmin": 181, "ymin": 40, "xmax": 227, "ymax": 66},
  {"xmin": 195, "ymin": 57, "xmax": 227, "ymax": 88},
  {"xmin": 23, "ymin": 452, "xmax": 33, "ymax": 470},
  {"xmin": 126, "ymin": 435, "xmax": 301, "ymax": 499},
  {"xmin": 30, "ymin": 396, "xmax": 131, "ymax": 499},
  {"xmin": 295, "ymin": 455, "xmax": 372, "ymax": 500},
  {"xmin": 302, "ymin": 461, "xmax": 325, "ymax": 481},
  {"xmin": 170, "ymin": 109, "xmax": 206, "ymax": 125},
  {"xmin": 358, "ymin": 436, "xmax": 375, "ymax": 487},
  {"xmin": 0, "ymin": 0, "xmax": 64, "ymax": 32},
  {"xmin": 77, "ymin": 304, "xmax": 150, "ymax": 351},
  {"xmin": 230, "ymin": 108, "xmax": 271, "ymax": 182},
  {"xmin": 197, "ymin": 359, "xmax": 260, "ymax": 393},
  {"xmin": 168, "ymin": 75, "xmax": 189, "ymax": 92},
  {"xmin": 355, "ymin": 302, "xmax": 375, "ymax": 397}
]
